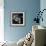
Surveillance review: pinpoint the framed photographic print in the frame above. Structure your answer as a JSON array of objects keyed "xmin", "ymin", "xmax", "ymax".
[{"xmin": 11, "ymin": 12, "xmax": 25, "ymax": 26}]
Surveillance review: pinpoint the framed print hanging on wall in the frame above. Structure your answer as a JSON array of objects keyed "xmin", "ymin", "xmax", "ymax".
[{"xmin": 11, "ymin": 12, "xmax": 25, "ymax": 26}]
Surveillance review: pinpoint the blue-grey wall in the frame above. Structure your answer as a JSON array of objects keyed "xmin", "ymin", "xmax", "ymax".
[
  {"xmin": 40, "ymin": 0, "xmax": 46, "ymax": 27},
  {"xmin": 4, "ymin": 0, "xmax": 40, "ymax": 42}
]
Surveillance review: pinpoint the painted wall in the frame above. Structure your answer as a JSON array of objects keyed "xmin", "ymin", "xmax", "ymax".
[
  {"xmin": 40, "ymin": 0, "xmax": 46, "ymax": 27},
  {"xmin": 4, "ymin": 0, "xmax": 40, "ymax": 42}
]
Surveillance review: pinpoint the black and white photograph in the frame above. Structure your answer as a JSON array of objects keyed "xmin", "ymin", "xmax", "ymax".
[{"xmin": 11, "ymin": 12, "xmax": 25, "ymax": 26}]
